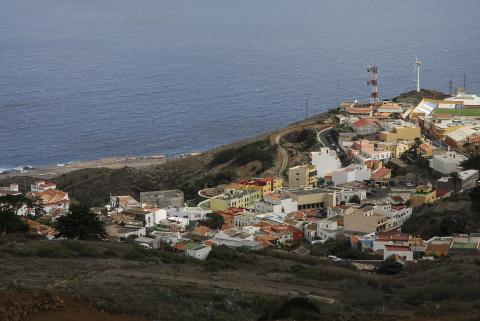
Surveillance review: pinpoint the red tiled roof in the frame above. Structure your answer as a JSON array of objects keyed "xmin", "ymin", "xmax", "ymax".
[
  {"xmin": 371, "ymin": 167, "xmax": 391, "ymax": 179},
  {"xmin": 385, "ymin": 245, "xmax": 411, "ymax": 252},
  {"xmin": 345, "ymin": 107, "xmax": 372, "ymax": 114},
  {"xmin": 352, "ymin": 118, "xmax": 376, "ymax": 128}
]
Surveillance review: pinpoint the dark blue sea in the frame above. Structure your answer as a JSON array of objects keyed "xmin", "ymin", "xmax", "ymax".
[{"xmin": 1, "ymin": 0, "xmax": 479, "ymax": 169}]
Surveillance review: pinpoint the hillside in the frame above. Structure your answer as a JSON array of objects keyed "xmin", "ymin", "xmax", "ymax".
[
  {"xmin": 0, "ymin": 238, "xmax": 479, "ymax": 321},
  {"xmin": 402, "ymin": 190, "xmax": 480, "ymax": 239},
  {"xmin": 28, "ymin": 112, "xmax": 334, "ymax": 206},
  {"xmin": 392, "ymin": 89, "xmax": 449, "ymax": 105}
]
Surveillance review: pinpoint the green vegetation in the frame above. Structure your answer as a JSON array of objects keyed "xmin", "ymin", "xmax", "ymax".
[
  {"xmin": 198, "ymin": 212, "xmax": 225, "ymax": 230},
  {"xmin": 434, "ymin": 108, "xmax": 480, "ymax": 116},
  {"xmin": 55, "ymin": 204, "xmax": 106, "ymax": 240},
  {"xmin": 200, "ymin": 245, "xmax": 252, "ymax": 272},
  {"xmin": 376, "ymin": 259, "xmax": 403, "ymax": 275},
  {"xmin": 310, "ymin": 239, "xmax": 382, "ymax": 260},
  {"xmin": 402, "ymin": 191, "xmax": 480, "ymax": 239},
  {"xmin": 209, "ymin": 140, "xmax": 277, "ymax": 171},
  {"xmin": 282, "ymin": 129, "xmax": 318, "ymax": 151}
]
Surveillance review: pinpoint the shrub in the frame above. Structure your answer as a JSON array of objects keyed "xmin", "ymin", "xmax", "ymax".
[{"xmin": 35, "ymin": 243, "xmax": 75, "ymax": 258}]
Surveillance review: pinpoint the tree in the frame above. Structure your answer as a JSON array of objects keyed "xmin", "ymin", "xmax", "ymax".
[
  {"xmin": 348, "ymin": 195, "xmax": 361, "ymax": 204},
  {"xmin": 198, "ymin": 212, "xmax": 224, "ymax": 230},
  {"xmin": 55, "ymin": 204, "xmax": 106, "ymax": 240},
  {"xmin": 0, "ymin": 195, "xmax": 29, "ymax": 234},
  {"xmin": 0, "ymin": 210, "xmax": 29, "ymax": 234},
  {"xmin": 414, "ymin": 137, "xmax": 422, "ymax": 147},
  {"xmin": 450, "ymin": 171, "xmax": 461, "ymax": 194},
  {"xmin": 376, "ymin": 259, "xmax": 403, "ymax": 275}
]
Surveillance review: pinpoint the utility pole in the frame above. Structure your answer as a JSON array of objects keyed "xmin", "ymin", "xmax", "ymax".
[
  {"xmin": 464, "ymin": 73, "xmax": 467, "ymax": 92},
  {"xmin": 449, "ymin": 80, "xmax": 453, "ymax": 96}
]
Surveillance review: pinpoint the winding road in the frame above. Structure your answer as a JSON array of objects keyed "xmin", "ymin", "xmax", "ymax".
[{"xmin": 269, "ymin": 119, "xmax": 334, "ymax": 181}]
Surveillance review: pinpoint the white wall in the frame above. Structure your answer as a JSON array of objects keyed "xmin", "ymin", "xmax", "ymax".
[{"xmin": 311, "ymin": 149, "xmax": 342, "ymax": 178}]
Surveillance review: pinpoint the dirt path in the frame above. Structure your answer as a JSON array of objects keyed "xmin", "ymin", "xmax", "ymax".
[{"xmin": 101, "ymin": 267, "xmax": 336, "ymax": 304}]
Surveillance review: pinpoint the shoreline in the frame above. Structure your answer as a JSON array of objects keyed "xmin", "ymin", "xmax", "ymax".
[{"xmin": 0, "ymin": 110, "xmax": 335, "ymax": 181}]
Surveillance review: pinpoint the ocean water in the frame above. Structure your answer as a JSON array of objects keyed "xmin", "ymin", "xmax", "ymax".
[{"xmin": 1, "ymin": 0, "xmax": 479, "ymax": 169}]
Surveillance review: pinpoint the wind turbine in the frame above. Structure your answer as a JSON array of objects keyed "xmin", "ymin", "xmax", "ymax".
[{"xmin": 415, "ymin": 55, "xmax": 422, "ymax": 92}]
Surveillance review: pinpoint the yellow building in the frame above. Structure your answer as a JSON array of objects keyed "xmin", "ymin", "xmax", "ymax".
[
  {"xmin": 379, "ymin": 125, "xmax": 421, "ymax": 142},
  {"xmin": 282, "ymin": 187, "xmax": 336, "ymax": 210},
  {"xmin": 209, "ymin": 189, "xmax": 262, "ymax": 212},
  {"xmin": 231, "ymin": 177, "xmax": 283, "ymax": 196},
  {"xmin": 430, "ymin": 123, "xmax": 464, "ymax": 140},
  {"xmin": 417, "ymin": 142, "xmax": 435, "ymax": 158},
  {"xmin": 409, "ymin": 185, "xmax": 437, "ymax": 208},
  {"xmin": 288, "ymin": 164, "xmax": 317, "ymax": 189},
  {"xmin": 377, "ymin": 141, "xmax": 413, "ymax": 158}
]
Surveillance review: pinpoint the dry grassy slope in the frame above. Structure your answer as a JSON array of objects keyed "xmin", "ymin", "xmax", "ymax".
[
  {"xmin": 392, "ymin": 89, "xmax": 449, "ymax": 105},
  {"xmin": 50, "ymin": 112, "xmax": 333, "ymax": 207}
]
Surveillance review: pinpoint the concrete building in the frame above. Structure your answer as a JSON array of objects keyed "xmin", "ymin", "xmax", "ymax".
[
  {"xmin": 317, "ymin": 216, "xmax": 341, "ymax": 240},
  {"xmin": 212, "ymin": 227, "xmax": 263, "ymax": 249},
  {"xmin": 376, "ymin": 141, "xmax": 413, "ymax": 158},
  {"xmin": 210, "ymin": 189, "xmax": 262, "ymax": 212},
  {"xmin": 348, "ymin": 140, "xmax": 392, "ymax": 165},
  {"xmin": 436, "ymin": 169, "xmax": 479, "ymax": 192},
  {"xmin": 310, "ymin": 148, "xmax": 342, "ymax": 178},
  {"xmin": 116, "ymin": 207, "xmax": 166, "ymax": 228},
  {"xmin": 185, "ymin": 243, "xmax": 212, "ymax": 260},
  {"xmin": 350, "ymin": 118, "xmax": 381, "ymax": 135},
  {"xmin": 31, "ymin": 189, "xmax": 70, "ymax": 218},
  {"xmin": 311, "ymin": 147, "xmax": 342, "ymax": 178},
  {"xmin": 379, "ymin": 122, "xmax": 421, "ymax": 142},
  {"xmin": 409, "ymin": 185, "xmax": 437, "ymax": 208},
  {"xmin": 140, "ymin": 190, "xmax": 184, "ymax": 208},
  {"xmin": 231, "ymin": 177, "xmax": 283, "ymax": 196},
  {"xmin": 429, "ymin": 150, "xmax": 467, "ymax": 175},
  {"xmin": 344, "ymin": 207, "xmax": 393, "ymax": 234},
  {"xmin": 255, "ymin": 192, "xmax": 298, "ymax": 215},
  {"xmin": 30, "ymin": 181, "xmax": 57, "ymax": 192},
  {"xmin": 110, "ymin": 195, "xmax": 141, "ymax": 211},
  {"xmin": 288, "ymin": 164, "xmax": 317, "ymax": 188},
  {"xmin": 417, "ymin": 142, "xmax": 435, "ymax": 158},
  {"xmin": 165, "ymin": 207, "xmax": 208, "ymax": 225},
  {"xmin": 328, "ymin": 164, "xmax": 371, "ymax": 186},
  {"xmin": 283, "ymin": 187, "xmax": 337, "ymax": 210},
  {"xmin": 383, "ymin": 245, "xmax": 414, "ymax": 261},
  {"xmin": 325, "ymin": 186, "xmax": 367, "ymax": 204}
]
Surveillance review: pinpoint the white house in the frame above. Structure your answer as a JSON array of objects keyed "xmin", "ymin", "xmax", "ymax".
[
  {"xmin": 329, "ymin": 164, "xmax": 371, "ymax": 186},
  {"xmin": 373, "ymin": 204, "xmax": 412, "ymax": 228},
  {"xmin": 30, "ymin": 181, "xmax": 56, "ymax": 192},
  {"xmin": 255, "ymin": 193, "xmax": 298, "ymax": 216},
  {"xmin": 165, "ymin": 207, "xmax": 208, "ymax": 225},
  {"xmin": 317, "ymin": 216, "xmax": 341, "ymax": 240},
  {"xmin": 311, "ymin": 148, "xmax": 342, "ymax": 178},
  {"xmin": 383, "ymin": 245, "xmax": 414, "ymax": 261},
  {"xmin": 212, "ymin": 227, "xmax": 263, "ymax": 249},
  {"xmin": 185, "ymin": 243, "xmax": 212, "ymax": 260},
  {"xmin": 429, "ymin": 150, "xmax": 467, "ymax": 175}
]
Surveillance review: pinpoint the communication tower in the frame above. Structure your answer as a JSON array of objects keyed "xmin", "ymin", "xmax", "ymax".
[{"xmin": 367, "ymin": 65, "xmax": 379, "ymax": 108}]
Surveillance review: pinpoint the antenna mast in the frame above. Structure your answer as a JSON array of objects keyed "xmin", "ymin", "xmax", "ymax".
[{"xmin": 367, "ymin": 65, "xmax": 379, "ymax": 108}]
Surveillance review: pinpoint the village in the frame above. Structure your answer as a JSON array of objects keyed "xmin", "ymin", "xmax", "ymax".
[{"xmin": 2, "ymin": 86, "xmax": 480, "ymax": 271}]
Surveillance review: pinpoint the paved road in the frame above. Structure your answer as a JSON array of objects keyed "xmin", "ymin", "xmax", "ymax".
[{"xmin": 270, "ymin": 121, "xmax": 334, "ymax": 181}]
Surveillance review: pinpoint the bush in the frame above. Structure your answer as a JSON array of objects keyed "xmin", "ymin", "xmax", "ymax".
[
  {"xmin": 376, "ymin": 260, "xmax": 403, "ymax": 275},
  {"xmin": 35, "ymin": 243, "xmax": 75, "ymax": 258}
]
